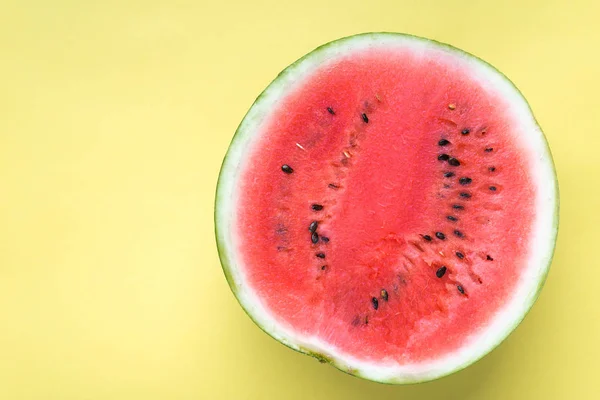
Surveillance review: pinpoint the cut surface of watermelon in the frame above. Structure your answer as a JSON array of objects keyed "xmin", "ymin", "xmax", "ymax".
[{"xmin": 215, "ymin": 33, "xmax": 558, "ymax": 383}]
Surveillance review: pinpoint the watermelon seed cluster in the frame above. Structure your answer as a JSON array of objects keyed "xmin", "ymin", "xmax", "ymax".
[{"xmin": 430, "ymin": 119, "xmax": 504, "ymax": 297}]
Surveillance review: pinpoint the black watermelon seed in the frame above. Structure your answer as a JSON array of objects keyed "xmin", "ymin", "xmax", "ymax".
[
  {"xmin": 381, "ymin": 289, "xmax": 389, "ymax": 301},
  {"xmin": 459, "ymin": 192, "xmax": 471, "ymax": 199},
  {"xmin": 459, "ymin": 177, "xmax": 472, "ymax": 185},
  {"xmin": 447, "ymin": 215, "xmax": 458, "ymax": 222},
  {"xmin": 328, "ymin": 183, "xmax": 339, "ymax": 189},
  {"xmin": 457, "ymin": 285, "xmax": 465, "ymax": 294},
  {"xmin": 448, "ymin": 158, "xmax": 460, "ymax": 166},
  {"xmin": 452, "ymin": 204, "xmax": 464, "ymax": 210},
  {"xmin": 327, "ymin": 107, "xmax": 335, "ymax": 115},
  {"xmin": 361, "ymin": 113, "xmax": 369, "ymax": 123},
  {"xmin": 281, "ymin": 164, "xmax": 294, "ymax": 174},
  {"xmin": 489, "ymin": 166, "xmax": 496, "ymax": 172},
  {"xmin": 365, "ymin": 316, "xmax": 369, "ymax": 325},
  {"xmin": 454, "ymin": 230, "xmax": 464, "ymax": 238},
  {"xmin": 309, "ymin": 221, "xmax": 318, "ymax": 232},
  {"xmin": 321, "ymin": 236, "xmax": 330, "ymax": 243},
  {"xmin": 316, "ymin": 252, "xmax": 326, "ymax": 258},
  {"xmin": 456, "ymin": 251, "xmax": 465, "ymax": 259},
  {"xmin": 371, "ymin": 297, "xmax": 379, "ymax": 310},
  {"xmin": 321, "ymin": 265, "xmax": 327, "ymax": 270},
  {"xmin": 485, "ymin": 147, "xmax": 494, "ymax": 152},
  {"xmin": 438, "ymin": 154, "xmax": 450, "ymax": 161},
  {"xmin": 422, "ymin": 234, "xmax": 432, "ymax": 241},
  {"xmin": 436, "ymin": 266, "xmax": 447, "ymax": 278},
  {"xmin": 311, "ymin": 203, "xmax": 324, "ymax": 211},
  {"xmin": 489, "ymin": 186, "xmax": 497, "ymax": 191},
  {"xmin": 486, "ymin": 255, "xmax": 494, "ymax": 261},
  {"xmin": 311, "ymin": 232, "xmax": 319, "ymax": 244},
  {"xmin": 461, "ymin": 128, "xmax": 470, "ymax": 135},
  {"xmin": 444, "ymin": 172, "xmax": 455, "ymax": 178},
  {"xmin": 438, "ymin": 139, "xmax": 451, "ymax": 146},
  {"xmin": 435, "ymin": 232, "xmax": 446, "ymax": 240}
]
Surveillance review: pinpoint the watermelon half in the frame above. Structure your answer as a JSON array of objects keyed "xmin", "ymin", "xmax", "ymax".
[{"xmin": 215, "ymin": 33, "xmax": 558, "ymax": 384}]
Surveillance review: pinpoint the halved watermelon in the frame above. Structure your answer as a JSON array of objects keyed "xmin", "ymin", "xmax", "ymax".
[{"xmin": 215, "ymin": 33, "xmax": 558, "ymax": 383}]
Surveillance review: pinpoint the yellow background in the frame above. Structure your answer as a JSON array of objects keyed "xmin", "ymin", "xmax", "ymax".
[{"xmin": 0, "ymin": 0, "xmax": 597, "ymax": 399}]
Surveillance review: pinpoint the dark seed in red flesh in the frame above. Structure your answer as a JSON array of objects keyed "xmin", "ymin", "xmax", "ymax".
[
  {"xmin": 361, "ymin": 113, "xmax": 369, "ymax": 123},
  {"xmin": 452, "ymin": 204, "xmax": 464, "ymax": 210},
  {"xmin": 311, "ymin": 203, "xmax": 324, "ymax": 211},
  {"xmin": 309, "ymin": 221, "xmax": 318, "ymax": 232},
  {"xmin": 328, "ymin": 183, "xmax": 339, "ymax": 189},
  {"xmin": 459, "ymin": 192, "xmax": 471, "ymax": 199},
  {"xmin": 485, "ymin": 147, "xmax": 494, "ymax": 152},
  {"xmin": 381, "ymin": 289, "xmax": 389, "ymax": 301},
  {"xmin": 435, "ymin": 232, "xmax": 446, "ymax": 240},
  {"xmin": 327, "ymin": 107, "xmax": 335, "ymax": 115},
  {"xmin": 321, "ymin": 265, "xmax": 327, "ymax": 270},
  {"xmin": 457, "ymin": 285, "xmax": 465, "ymax": 294},
  {"xmin": 456, "ymin": 251, "xmax": 465, "ymax": 259},
  {"xmin": 461, "ymin": 128, "xmax": 470, "ymax": 135},
  {"xmin": 489, "ymin": 166, "xmax": 496, "ymax": 172},
  {"xmin": 371, "ymin": 297, "xmax": 379, "ymax": 310},
  {"xmin": 489, "ymin": 186, "xmax": 497, "ymax": 191},
  {"xmin": 486, "ymin": 255, "xmax": 494, "ymax": 261},
  {"xmin": 447, "ymin": 215, "xmax": 458, "ymax": 222},
  {"xmin": 454, "ymin": 230, "xmax": 464, "ymax": 238},
  {"xmin": 444, "ymin": 172, "xmax": 455, "ymax": 178},
  {"xmin": 311, "ymin": 232, "xmax": 319, "ymax": 244},
  {"xmin": 448, "ymin": 158, "xmax": 460, "ymax": 166},
  {"xmin": 316, "ymin": 252, "xmax": 325, "ymax": 258},
  {"xmin": 321, "ymin": 236, "xmax": 330, "ymax": 243},
  {"xmin": 459, "ymin": 177, "xmax": 472, "ymax": 185},
  {"xmin": 438, "ymin": 154, "xmax": 450, "ymax": 161},
  {"xmin": 438, "ymin": 139, "xmax": 451, "ymax": 146},
  {"xmin": 281, "ymin": 164, "xmax": 294, "ymax": 174},
  {"xmin": 436, "ymin": 266, "xmax": 447, "ymax": 278},
  {"xmin": 422, "ymin": 234, "xmax": 432, "ymax": 241}
]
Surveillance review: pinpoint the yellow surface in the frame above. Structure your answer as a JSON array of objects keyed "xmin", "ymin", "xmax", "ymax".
[{"xmin": 0, "ymin": 0, "xmax": 598, "ymax": 398}]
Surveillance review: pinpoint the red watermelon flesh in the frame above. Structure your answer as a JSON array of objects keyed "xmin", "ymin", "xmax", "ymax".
[{"xmin": 217, "ymin": 34, "xmax": 557, "ymax": 383}]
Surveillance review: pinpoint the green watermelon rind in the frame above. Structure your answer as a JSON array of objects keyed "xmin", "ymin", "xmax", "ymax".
[{"xmin": 214, "ymin": 32, "xmax": 559, "ymax": 384}]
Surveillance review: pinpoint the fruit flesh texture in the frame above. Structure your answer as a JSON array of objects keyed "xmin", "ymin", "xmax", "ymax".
[{"xmin": 236, "ymin": 47, "xmax": 534, "ymax": 363}]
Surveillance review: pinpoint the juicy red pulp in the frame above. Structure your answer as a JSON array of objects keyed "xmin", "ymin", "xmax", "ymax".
[{"xmin": 236, "ymin": 48, "xmax": 534, "ymax": 363}]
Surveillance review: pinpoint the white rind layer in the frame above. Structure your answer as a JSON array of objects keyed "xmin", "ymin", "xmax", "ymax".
[{"xmin": 215, "ymin": 33, "xmax": 558, "ymax": 384}]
